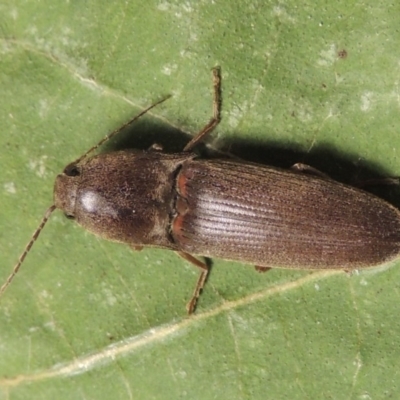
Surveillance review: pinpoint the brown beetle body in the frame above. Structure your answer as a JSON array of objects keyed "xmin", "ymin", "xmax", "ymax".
[
  {"xmin": 3, "ymin": 68, "xmax": 400, "ymax": 313},
  {"xmin": 55, "ymin": 152, "xmax": 400, "ymax": 271}
]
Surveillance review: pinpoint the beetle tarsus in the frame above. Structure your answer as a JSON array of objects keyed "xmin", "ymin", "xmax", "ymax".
[
  {"xmin": 177, "ymin": 251, "xmax": 210, "ymax": 314},
  {"xmin": 255, "ymin": 266, "xmax": 272, "ymax": 273},
  {"xmin": 186, "ymin": 269, "xmax": 209, "ymax": 314}
]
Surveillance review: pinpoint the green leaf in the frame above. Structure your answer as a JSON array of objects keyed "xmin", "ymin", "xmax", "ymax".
[{"xmin": 1, "ymin": 1, "xmax": 400, "ymax": 399}]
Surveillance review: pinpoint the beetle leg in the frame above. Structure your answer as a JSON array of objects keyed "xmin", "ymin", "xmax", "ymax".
[
  {"xmin": 354, "ymin": 177, "xmax": 399, "ymax": 188},
  {"xmin": 255, "ymin": 265, "xmax": 272, "ymax": 273},
  {"xmin": 183, "ymin": 67, "xmax": 222, "ymax": 152},
  {"xmin": 176, "ymin": 251, "xmax": 210, "ymax": 314},
  {"xmin": 291, "ymin": 163, "xmax": 331, "ymax": 179}
]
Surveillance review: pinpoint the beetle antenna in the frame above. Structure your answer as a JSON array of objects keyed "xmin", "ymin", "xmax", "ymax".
[
  {"xmin": 73, "ymin": 96, "xmax": 171, "ymax": 165},
  {"xmin": 0, "ymin": 204, "xmax": 57, "ymax": 297}
]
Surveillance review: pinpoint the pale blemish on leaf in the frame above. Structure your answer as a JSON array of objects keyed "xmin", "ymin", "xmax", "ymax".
[
  {"xmin": 296, "ymin": 102, "xmax": 313, "ymax": 123},
  {"xmin": 44, "ymin": 321, "xmax": 56, "ymax": 331},
  {"xmin": 102, "ymin": 287, "xmax": 117, "ymax": 306},
  {"xmin": 360, "ymin": 91, "xmax": 373, "ymax": 112},
  {"xmin": 28, "ymin": 155, "xmax": 48, "ymax": 178},
  {"xmin": 317, "ymin": 44, "xmax": 337, "ymax": 67},
  {"xmin": 157, "ymin": 2, "xmax": 170, "ymax": 12},
  {"xmin": 227, "ymin": 101, "xmax": 248, "ymax": 129},
  {"xmin": 10, "ymin": 7, "xmax": 18, "ymax": 20},
  {"xmin": 360, "ymin": 278, "xmax": 368, "ymax": 286},
  {"xmin": 4, "ymin": 182, "xmax": 16, "ymax": 194},
  {"xmin": 39, "ymin": 290, "xmax": 53, "ymax": 300},
  {"xmin": 39, "ymin": 99, "xmax": 49, "ymax": 119},
  {"xmin": 161, "ymin": 64, "xmax": 178, "ymax": 76},
  {"xmin": 271, "ymin": 6, "xmax": 295, "ymax": 23}
]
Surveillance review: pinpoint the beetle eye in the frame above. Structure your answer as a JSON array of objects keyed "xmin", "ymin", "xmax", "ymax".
[
  {"xmin": 64, "ymin": 163, "xmax": 80, "ymax": 177},
  {"xmin": 65, "ymin": 213, "xmax": 75, "ymax": 220}
]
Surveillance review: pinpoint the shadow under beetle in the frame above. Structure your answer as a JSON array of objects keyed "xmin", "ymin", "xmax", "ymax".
[{"xmin": 2, "ymin": 68, "xmax": 400, "ymax": 313}]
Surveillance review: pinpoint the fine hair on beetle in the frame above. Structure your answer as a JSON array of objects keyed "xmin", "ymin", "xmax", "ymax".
[{"xmin": 3, "ymin": 67, "xmax": 400, "ymax": 314}]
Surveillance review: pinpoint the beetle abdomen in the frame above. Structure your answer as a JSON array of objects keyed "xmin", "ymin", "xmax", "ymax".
[{"xmin": 172, "ymin": 159, "xmax": 400, "ymax": 269}]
